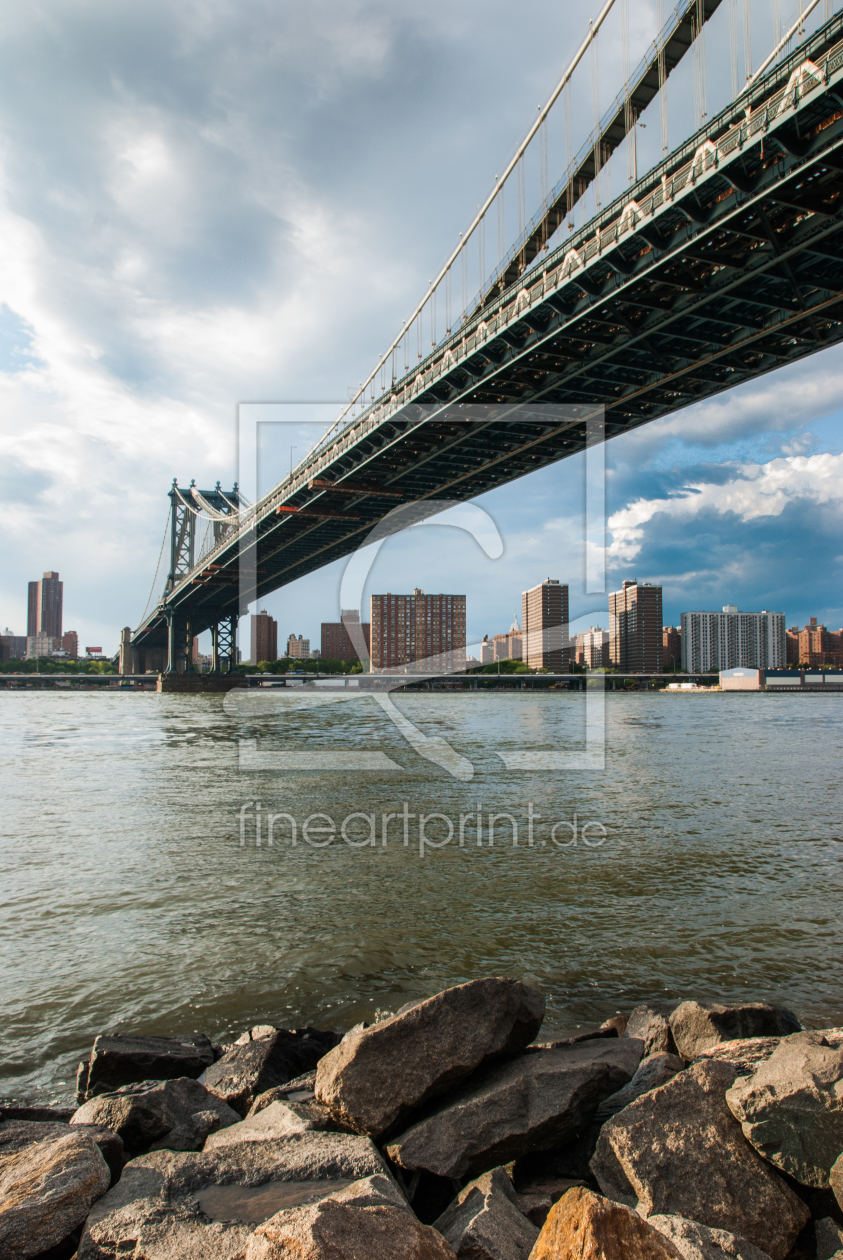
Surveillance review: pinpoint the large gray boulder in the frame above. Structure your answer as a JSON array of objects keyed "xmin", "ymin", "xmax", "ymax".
[
  {"xmin": 669, "ymin": 1002, "xmax": 800, "ymax": 1061},
  {"xmin": 315, "ymin": 979, "xmax": 545, "ymax": 1139},
  {"xmin": 649, "ymin": 1215, "xmax": 773, "ymax": 1260},
  {"xmin": 386, "ymin": 1035, "xmax": 642, "ymax": 1180},
  {"xmin": 0, "ymin": 1129, "xmax": 110, "ymax": 1259},
  {"xmin": 205, "ymin": 1099, "xmax": 336, "ymax": 1150},
  {"xmin": 590, "ymin": 1059, "xmax": 809, "ymax": 1260},
  {"xmin": 726, "ymin": 1030, "xmax": 843, "ymax": 1187},
  {"xmin": 698, "ymin": 1027, "xmax": 843, "ymax": 1075},
  {"xmin": 78, "ymin": 1130, "xmax": 391, "ymax": 1259},
  {"xmin": 432, "ymin": 1167, "xmax": 538, "ymax": 1260},
  {"xmin": 72, "ymin": 1075, "xmax": 240, "ymax": 1156},
  {"xmin": 245, "ymin": 1173, "xmax": 457, "ymax": 1259},
  {"xmin": 76, "ymin": 1032, "xmax": 215, "ymax": 1103},
  {"xmin": 626, "ymin": 1003, "xmax": 679, "ymax": 1057},
  {"xmin": 0, "ymin": 1117, "xmax": 124, "ymax": 1184},
  {"xmin": 816, "ymin": 1218, "xmax": 843, "ymax": 1260},
  {"xmin": 205, "ymin": 1027, "xmax": 339, "ymax": 1118}
]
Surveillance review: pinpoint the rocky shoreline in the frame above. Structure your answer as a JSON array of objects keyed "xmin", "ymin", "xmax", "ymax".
[{"xmin": 2, "ymin": 980, "xmax": 843, "ymax": 1258}]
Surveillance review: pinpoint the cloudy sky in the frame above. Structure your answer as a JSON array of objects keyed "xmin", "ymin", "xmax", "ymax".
[{"xmin": 1, "ymin": 0, "xmax": 840, "ymax": 655}]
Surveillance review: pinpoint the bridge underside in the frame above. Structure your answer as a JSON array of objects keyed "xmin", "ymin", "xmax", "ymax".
[{"xmin": 134, "ymin": 14, "xmax": 843, "ymax": 662}]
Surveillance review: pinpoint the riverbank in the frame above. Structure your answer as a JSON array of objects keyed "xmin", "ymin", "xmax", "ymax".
[{"xmin": 2, "ymin": 982, "xmax": 842, "ymax": 1258}]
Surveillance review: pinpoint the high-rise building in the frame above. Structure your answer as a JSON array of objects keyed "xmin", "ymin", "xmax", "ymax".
[
  {"xmin": 522, "ymin": 579, "xmax": 568, "ymax": 671},
  {"xmin": 27, "ymin": 571, "xmax": 63, "ymax": 639},
  {"xmin": 680, "ymin": 606, "xmax": 786, "ymax": 671},
  {"xmin": 287, "ymin": 634, "xmax": 310, "ymax": 659},
  {"xmin": 321, "ymin": 611, "xmax": 371, "ymax": 661},
  {"xmin": 0, "ymin": 630, "xmax": 27, "ymax": 660},
  {"xmin": 251, "ymin": 610, "xmax": 278, "ymax": 663},
  {"xmin": 609, "ymin": 580, "xmax": 662, "ymax": 672},
  {"xmin": 61, "ymin": 631, "xmax": 79, "ymax": 660},
  {"xmin": 492, "ymin": 633, "xmax": 509, "ymax": 661},
  {"xmin": 369, "ymin": 589, "xmax": 466, "ymax": 673},
  {"xmin": 796, "ymin": 617, "xmax": 843, "ymax": 668},
  {"xmin": 662, "ymin": 626, "xmax": 681, "ymax": 670},
  {"xmin": 577, "ymin": 626, "xmax": 610, "ymax": 669}
]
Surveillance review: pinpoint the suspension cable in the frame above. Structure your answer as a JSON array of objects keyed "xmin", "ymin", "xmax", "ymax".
[{"xmin": 140, "ymin": 507, "xmax": 171, "ymax": 624}]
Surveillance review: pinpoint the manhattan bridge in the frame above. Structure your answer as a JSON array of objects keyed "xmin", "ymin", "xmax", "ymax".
[{"xmin": 131, "ymin": 0, "xmax": 843, "ymax": 674}]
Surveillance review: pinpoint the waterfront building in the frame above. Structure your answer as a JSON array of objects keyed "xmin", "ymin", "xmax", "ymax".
[
  {"xmin": 492, "ymin": 633, "xmax": 509, "ymax": 661},
  {"xmin": 0, "ymin": 630, "xmax": 27, "ymax": 660},
  {"xmin": 27, "ymin": 571, "xmax": 63, "ymax": 640},
  {"xmin": 287, "ymin": 634, "xmax": 310, "ymax": 659},
  {"xmin": 662, "ymin": 625, "xmax": 681, "ymax": 670},
  {"xmin": 609, "ymin": 580, "xmax": 662, "ymax": 672},
  {"xmin": 577, "ymin": 625, "xmax": 610, "ymax": 669},
  {"xmin": 796, "ymin": 617, "xmax": 843, "ymax": 667},
  {"xmin": 61, "ymin": 630, "xmax": 79, "ymax": 660},
  {"xmin": 309, "ymin": 648, "xmax": 321, "ymax": 660},
  {"xmin": 522, "ymin": 579, "xmax": 568, "ymax": 671},
  {"xmin": 786, "ymin": 626, "xmax": 800, "ymax": 664},
  {"xmin": 479, "ymin": 635, "xmax": 493, "ymax": 664},
  {"xmin": 321, "ymin": 611, "xmax": 371, "ymax": 661},
  {"xmin": 681, "ymin": 606, "xmax": 786, "ymax": 671},
  {"xmin": 26, "ymin": 633, "xmax": 60, "ymax": 659},
  {"xmin": 370, "ymin": 589, "xmax": 466, "ymax": 673},
  {"xmin": 251, "ymin": 610, "xmax": 278, "ymax": 663}
]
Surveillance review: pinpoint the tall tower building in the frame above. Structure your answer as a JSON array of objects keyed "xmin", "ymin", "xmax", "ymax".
[
  {"xmin": 609, "ymin": 579, "xmax": 662, "ymax": 671},
  {"xmin": 27, "ymin": 571, "xmax": 63, "ymax": 639},
  {"xmin": 251, "ymin": 610, "xmax": 278, "ymax": 663},
  {"xmin": 680, "ymin": 607, "xmax": 785, "ymax": 671},
  {"xmin": 370, "ymin": 590, "xmax": 466, "ymax": 673},
  {"xmin": 522, "ymin": 579, "xmax": 568, "ymax": 671},
  {"xmin": 321, "ymin": 611, "xmax": 371, "ymax": 662}
]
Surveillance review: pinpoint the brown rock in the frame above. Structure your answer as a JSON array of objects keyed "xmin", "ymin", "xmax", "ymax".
[
  {"xmin": 78, "ymin": 1130, "xmax": 391, "ymax": 1259},
  {"xmin": 387, "ymin": 1037, "xmax": 641, "ymax": 1180},
  {"xmin": 593, "ymin": 1052, "xmax": 685, "ymax": 1123},
  {"xmin": 0, "ymin": 1117, "xmax": 123, "ymax": 1185},
  {"xmin": 528, "ymin": 1186, "xmax": 684, "ymax": 1259},
  {"xmin": 432, "ymin": 1166, "xmax": 539, "ymax": 1259},
  {"xmin": 590, "ymin": 1059, "xmax": 809, "ymax": 1260},
  {"xmin": 316, "ymin": 979, "xmax": 545, "ymax": 1139},
  {"xmin": 205, "ymin": 1028, "xmax": 339, "ymax": 1118},
  {"xmin": 76, "ymin": 1032, "xmax": 215, "ymax": 1103},
  {"xmin": 649, "ymin": 1215, "xmax": 773, "ymax": 1259},
  {"xmin": 668, "ymin": 1002, "xmax": 800, "ymax": 1061},
  {"xmin": 725, "ymin": 1030, "xmax": 843, "ymax": 1187},
  {"xmin": 625, "ymin": 1004, "xmax": 679, "ymax": 1057},
  {"xmin": 71, "ymin": 1075, "xmax": 240, "ymax": 1156},
  {"xmin": 0, "ymin": 1129, "xmax": 110, "ymax": 1259},
  {"xmin": 816, "ymin": 1216, "xmax": 843, "ymax": 1260},
  {"xmin": 246, "ymin": 1173, "xmax": 457, "ymax": 1259},
  {"xmin": 205, "ymin": 1099, "xmax": 337, "ymax": 1150}
]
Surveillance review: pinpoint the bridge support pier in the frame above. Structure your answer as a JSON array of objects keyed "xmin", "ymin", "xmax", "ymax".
[
  {"xmin": 165, "ymin": 612, "xmax": 193, "ymax": 674},
  {"xmin": 210, "ymin": 615, "xmax": 238, "ymax": 674}
]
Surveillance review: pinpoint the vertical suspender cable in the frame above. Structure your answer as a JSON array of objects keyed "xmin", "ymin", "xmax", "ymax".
[
  {"xmin": 743, "ymin": 0, "xmax": 752, "ymax": 81},
  {"xmin": 591, "ymin": 22, "xmax": 602, "ymax": 208},
  {"xmin": 729, "ymin": 0, "xmax": 739, "ymax": 100},
  {"xmin": 658, "ymin": 0, "xmax": 668, "ymax": 154}
]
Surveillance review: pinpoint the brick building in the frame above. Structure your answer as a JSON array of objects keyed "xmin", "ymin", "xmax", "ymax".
[
  {"xmin": 28, "ymin": 571, "xmax": 63, "ymax": 639},
  {"xmin": 662, "ymin": 625, "xmax": 681, "ymax": 670},
  {"xmin": 287, "ymin": 634, "xmax": 310, "ymax": 659},
  {"xmin": 251, "ymin": 610, "xmax": 278, "ymax": 664},
  {"xmin": 609, "ymin": 580, "xmax": 662, "ymax": 672},
  {"xmin": 370, "ymin": 590, "xmax": 466, "ymax": 673},
  {"xmin": 522, "ymin": 579, "xmax": 568, "ymax": 671},
  {"xmin": 796, "ymin": 617, "xmax": 843, "ymax": 667},
  {"xmin": 321, "ymin": 611, "xmax": 371, "ymax": 662},
  {"xmin": 577, "ymin": 626, "xmax": 610, "ymax": 669}
]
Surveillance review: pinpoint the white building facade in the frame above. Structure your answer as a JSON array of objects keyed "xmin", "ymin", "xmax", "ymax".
[{"xmin": 681, "ymin": 606, "xmax": 786, "ymax": 672}]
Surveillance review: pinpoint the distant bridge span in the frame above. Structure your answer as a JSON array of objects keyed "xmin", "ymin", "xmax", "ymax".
[{"xmin": 133, "ymin": 14, "xmax": 843, "ymax": 671}]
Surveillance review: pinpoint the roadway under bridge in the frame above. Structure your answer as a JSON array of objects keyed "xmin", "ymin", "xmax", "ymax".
[{"xmin": 133, "ymin": 13, "xmax": 843, "ymax": 672}]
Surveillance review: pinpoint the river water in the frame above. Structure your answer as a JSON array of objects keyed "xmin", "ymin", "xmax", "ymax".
[{"xmin": 2, "ymin": 688, "xmax": 842, "ymax": 1106}]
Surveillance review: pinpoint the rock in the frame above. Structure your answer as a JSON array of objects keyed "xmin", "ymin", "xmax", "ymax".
[
  {"xmin": 0, "ymin": 1129, "xmax": 110, "ymax": 1259},
  {"xmin": 816, "ymin": 1217, "xmax": 843, "ymax": 1260},
  {"xmin": 590, "ymin": 1059, "xmax": 809, "ymax": 1260},
  {"xmin": 0, "ymin": 1118, "xmax": 124, "ymax": 1185},
  {"xmin": 205, "ymin": 1027, "xmax": 339, "ymax": 1118},
  {"xmin": 316, "ymin": 979, "xmax": 545, "ymax": 1140},
  {"xmin": 828, "ymin": 1149, "xmax": 843, "ymax": 1211},
  {"xmin": 593, "ymin": 1052, "xmax": 686, "ymax": 1123},
  {"xmin": 71, "ymin": 1076, "xmax": 240, "ymax": 1156},
  {"xmin": 76, "ymin": 1032, "xmax": 215, "ymax": 1103},
  {"xmin": 649, "ymin": 1215, "xmax": 773, "ymax": 1260},
  {"xmin": 78, "ymin": 1130, "xmax": 391, "ymax": 1259},
  {"xmin": 626, "ymin": 1004, "xmax": 679, "ymax": 1057},
  {"xmin": 725, "ymin": 1030, "xmax": 843, "ymax": 1187},
  {"xmin": 205, "ymin": 1099, "xmax": 336, "ymax": 1150},
  {"xmin": 149, "ymin": 1109, "xmax": 221, "ymax": 1153},
  {"xmin": 512, "ymin": 1176, "xmax": 586, "ymax": 1229},
  {"xmin": 245, "ymin": 1172, "xmax": 457, "ymax": 1259},
  {"xmin": 668, "ymin": 1003, "xmax": 800, "ymax": 1061},
  {"xmin": 0, "ymin": 1107, "xmax": 76, "ymax": 1123},
  {"xmin": 600, "ymin": 1015, "xmax": 629, "ymax": 1036},
  {"xmin": 529, "ymin": 1186, "xmax": 684, "ymax": 1259},
  {"xmin": 247, "ymin": 1070, "xmax": 320, "ymax": 1115},
  {"xmin": 387, "ymin": 1036, "xmax": 642, "ymax": 1180},
  {"xmin": 432, "ymin": 1166, "xmax": 539, "ymax": 1259}
]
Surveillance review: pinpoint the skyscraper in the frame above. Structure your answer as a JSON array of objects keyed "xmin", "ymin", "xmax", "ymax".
[
  {"xmin": 680, "ymin": 606, "xmax": 786, "ymax": 671},
  {"xmin": 522, "ymin": 579, "xmax": 568, "ymax": 671},
  {"xmin": 609, "ymin": 580, "xmax": 662, "ymax": 671},
  {"xmin": 251, "ymin": 610, "xmax": 278, "ymax": 663},
  {"xmin": 27, "ymin": 571, "xmax": 63, "ymax": 639},
  {"xmin": 370, "ymin": 590, "xmax": 466, "ymax": 673}
]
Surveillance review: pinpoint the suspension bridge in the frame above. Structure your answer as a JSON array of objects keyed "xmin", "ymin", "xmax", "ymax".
[{"xmin": 130, "ymin": 2, "xmax": 843, "ymax": 675}]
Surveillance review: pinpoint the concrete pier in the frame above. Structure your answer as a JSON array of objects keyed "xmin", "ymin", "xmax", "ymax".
[{"xmin": 156, "ymin": 673, "xmax": 247, "ymax": 693}]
